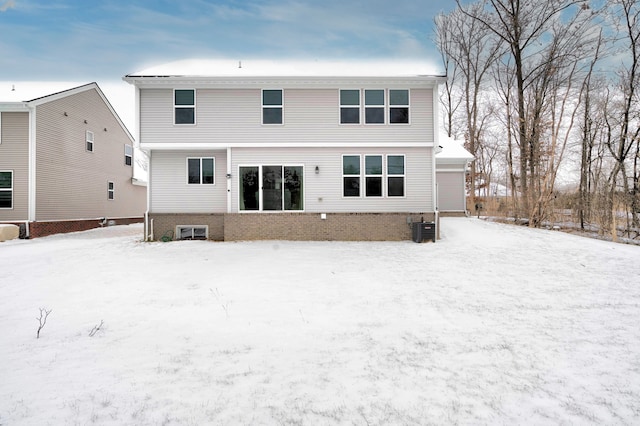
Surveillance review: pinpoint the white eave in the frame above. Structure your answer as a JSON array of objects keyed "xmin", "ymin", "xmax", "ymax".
[{"xmin": 0, "ymin": 102, "xmax": 30, "ymax": 112}]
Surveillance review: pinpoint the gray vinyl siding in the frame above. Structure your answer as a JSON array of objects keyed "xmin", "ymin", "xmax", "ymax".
[
  {"xmin": 35, "ymin": 89, "xmax": 145, "ymax": 220},
  {"xmin": 437, "ymin": 171, "xmax": 466, "ymax": 212},
  {"xmin": 140, "ymin": 88, "xmax": 434, "ymax": 146},
  {"xmin": 0, "ymin": 112, "xmax": 29, "ymax": 221},
  {"xmin": 230, "ymin": 147, "xmax": 433, "ymax": 213},
  {"xmin": 150, "ymin": 150, "xmax": 228, "ymax": 213}
]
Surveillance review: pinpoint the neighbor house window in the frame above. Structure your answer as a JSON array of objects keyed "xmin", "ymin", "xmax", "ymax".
[
  {"xmin": 342, "ymin": 155, "xmax": 361, "ymax": 197},
  {"xmin": 387, "ymin": 155, "xmax": 405, "ymax": 197},
  {"xmin": 174, "ymin": 89, "xmax": 195, "ymax": 124},
  {"xmin": 389, "ymin": 89, "xmax": 409, "ymax": 124},
  {"xmin": 187, "ymin": 158, "xmax": 215, "ymax": 185},
  {"xmin": 107, "ymin": 181, "xmax": 114, "ymax": 200},
  {"xmin": 124, "ymin": 144, "xmax": 133, "ymax": 166},
  {"xmin": 239, "ymin": 165, "xmax": 304, "ymax": 211},
  {"xmin": 262, "ymin": 90, "xmax": 283, "ymax": 124},
  {"xmin": 365, "ymin": 89, "xmax": 385, "ymax": 124},
  {"xmin": 340, "ymin": 90, "xmax": 360, "ymax": 124},
  {"xmin": 365, "ymin": 155, "xmax": 383, "ymax": 197},
  {"xmin": 0, "ymin": 113, "xmax": 3, "ymax": 144},
  {"xmin": 0, "ymin": 171, "xmax": 12, "ymax": 209},
  {"xmin": 86, "ymin": 130, "xmax": 94, "ymax": 152},
  {"xmin": 177, "ymin": 226, "xmax": 208, "ymax": 240}
]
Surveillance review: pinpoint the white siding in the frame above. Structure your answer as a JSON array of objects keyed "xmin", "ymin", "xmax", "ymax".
[
  {"xmin": 0, "ymin": 112, "xmax": 29, "ymax": 221},
  {"xmin": 140, "ymin": 88, "xmax": 434, "ymax": 146},
  {"xmin": 437, "ymin": 171, "xmax": 466, "ymax": 212},
  {"xmin": 150, "ymin": 150, "xmax": 227, "ymax": 213},
  {"xmin": 230, "ymin": 147, "xmax": 433, "ymax": 213}
]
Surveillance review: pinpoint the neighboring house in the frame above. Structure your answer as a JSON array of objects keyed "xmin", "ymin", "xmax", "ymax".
[
  {"xmin": 0, "ymin": 82, "xmax": 146, "ymax": 238},
  {"xmin": 435, "ymin": 133, "xmax": 474, "ymax": 214},
  {"xmin": 123, "ymin": 60, "xmax": 446, "ymax": 241}
]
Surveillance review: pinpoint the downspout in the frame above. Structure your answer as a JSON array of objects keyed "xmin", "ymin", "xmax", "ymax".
[
  {"xmin": 432, "ymin": 83, "xmax": 441, "ymax": 239},
  {"xmin": 27, "ymin": 104, "xmax": 37, "ymax": 237},
  {"xmin": 226, "ymin": 147, "xmax": 232, "ymax": 213}
]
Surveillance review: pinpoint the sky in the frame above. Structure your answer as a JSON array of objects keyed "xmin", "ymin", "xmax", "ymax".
[{"xmin": 0, "ymin": 0, "xmax": 455, "ymax": 81}]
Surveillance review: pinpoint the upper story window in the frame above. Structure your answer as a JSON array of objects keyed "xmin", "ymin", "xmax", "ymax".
[
  {"xmin": 0, "ymin": 171, "xmax": 12, "ymax": 209},
  {"xmin": 389, "ymin": 89, "xmax": 410, "ymax": 124},
  {"xmin": 174, "ymin": 89, "xmax": 195, "ymax": 125},
  {"xmin": 124, "ymin": 144, "xmax": 133, "ymax": 166},
  {"xmin": 187, "ymin": 158, "xmax": 215, "ymax": 185},
  {"xmin": 86, "ymin": 131, "xmax": 94, "ymax": 152},
  {"xmin": 340, "ymin": 90, "xmax": 360, "ymax": 124},
  {"xmin": 262, "ymin": 90, "xmax": 283, "ymax": 124},
  {"xmin": 365, "ymin": 90, "xmax": 385, "ymax": 124}
]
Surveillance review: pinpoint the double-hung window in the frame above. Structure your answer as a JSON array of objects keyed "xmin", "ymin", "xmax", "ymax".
[
  {"xmin": 174, "ymin": 89, "xmax": 195, "ymax": 124},
  {"xmin": 387, "ymin": 155, "xmax": 405, "ymax": 197},
  {"xmin": 342, "ymin": 155, "xmax": 361, "ymax": 197},
  {"xmin": 107, "ymin": 181, "xmax": 114, "ymax": 200},
  {"xmin": 124, "ymin": 145, "xmax": 133, "ymax": 166},
  {"xmin": 187, "ymin": 158, "xmax": 215, "ymax": 185},
  {"xmin": 86, "ymin": 131, "xmax": 94, "ymax": 152},
  {"xmin": 365, "ymin": 90, "xmax": 385, "ymax": 124},
  {"xmin": 340, "ymin": 90, "xmax": 360, "ymax": 124},
  {"xmin": 365, "ymin": 155, "xmax": 383, "ymax": 197},
  {"xmin": 262, "ymin": 90, "xmax": 283, "ymax": 124},
  {"xmin": 389, "ymin": 89, "xmax": 410, "ymax": 124},
  {"xmin": 0, "ymin": 171, "xmax": 12, "ymax": 209}
]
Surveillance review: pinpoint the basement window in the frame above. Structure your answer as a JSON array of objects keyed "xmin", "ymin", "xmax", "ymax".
[{"xmin": 176, "ymin": 226, "xmax": 208, "ymax": 240}]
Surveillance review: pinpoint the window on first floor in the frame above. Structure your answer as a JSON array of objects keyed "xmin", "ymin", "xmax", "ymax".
[
  {"xmin": 0, "ymin": 171, "xmax": 12, "ymax": 209},
  {"xmin": 342, "ymin": 154, "xmax": 405, "ymax": 198},
  {"xmin": 107, "ymin": 181, "xmax": 114, "ymax": 200},
  {"xmin": 239, "ymin": 165, "xmax": 303, "ymax": 211},
  {"xmin": 187, "ymin": 158, "xmax": 215, "ymax": 185},
  {"xmin": 125, "ymin": 144, "xmax": 133, "ymax": 166}
]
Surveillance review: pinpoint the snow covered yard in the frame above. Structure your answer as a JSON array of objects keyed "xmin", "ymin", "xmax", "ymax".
[{"xmin": 1, "ymin": 218, "xmax": 639, "ymax": 425}]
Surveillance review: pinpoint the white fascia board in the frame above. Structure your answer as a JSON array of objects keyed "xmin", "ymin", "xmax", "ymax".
[
  {"xmin": 123, "ymin": 75, "xmax": 444, "ymax": 90},
  {"xmin": 0, "ymin": 102, "xmax": 30, "ymax": 112},
  {"xmin": 140, "ymin": 141, "xmax": 435, "ymax": 150}
]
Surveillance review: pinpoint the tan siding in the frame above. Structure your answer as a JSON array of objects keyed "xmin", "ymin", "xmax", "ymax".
[
  {"xmin": 35, "ymin": 88, "xmax": 146, "ymax": 220},
  {"xmin": 0, "ymin": 112, "xmax": 29, "ymax": 221},
  {"xmin": 229, "ymin": 147, "xmax": 433, "ymax": 213},
  {"xmin": 150, "ymin": 150, "xmax": 227, "ymax": 213},
  {"xmin": 140, "ymin": 88, "xmax": 434, "ymax": 146},
  {"xmin": 437, "ymin": 171, "xmax": 466, "ymax": 212}
]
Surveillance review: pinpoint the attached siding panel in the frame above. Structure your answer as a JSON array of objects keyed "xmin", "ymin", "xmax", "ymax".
[
  {"xmin": 0, "ymin": 112, "xmax": 29, "ymax": 221},
  {"xmin": 35, "ymin": 89, "xmax": 146, "ymax": 220},
  {"xmin": 230, "ymin": 147, "xmax": 433, "ymax": 213},
  {"xmin": 437, "ymin": 171, "xmax": 466, "ymax": 212},
  {"xmin": 150, "ymin": 150, "xmax": 227, "ymax": 213},
  {"xmin": 140, "ymin": 88, "xmax": 434, "ymax": 146}
]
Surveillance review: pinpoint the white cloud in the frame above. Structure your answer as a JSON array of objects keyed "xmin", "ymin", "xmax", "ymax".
[{"xmin": 0, "ymin": 0, "xmax": 15, "ymax": 12}]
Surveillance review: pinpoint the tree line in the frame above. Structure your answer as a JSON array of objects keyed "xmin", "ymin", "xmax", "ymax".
[{"xmin": 435, "ymin": 0, "xmax": 639, "ymax": 241}]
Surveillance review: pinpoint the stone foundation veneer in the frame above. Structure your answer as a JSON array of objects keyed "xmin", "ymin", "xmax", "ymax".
[{"xmin": 148, "ymin": 212, "xmax": 436, "ymax": 242}]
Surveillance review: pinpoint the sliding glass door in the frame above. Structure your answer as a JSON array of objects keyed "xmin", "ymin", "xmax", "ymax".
[{"xmin": 239, "ymin": 165, "xmax": 303, "ymax": 211}]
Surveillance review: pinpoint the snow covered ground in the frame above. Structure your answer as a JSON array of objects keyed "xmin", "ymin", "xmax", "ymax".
[{"xmin": 1, "ymin": 218, "xmax": 639, "ymax": 425}]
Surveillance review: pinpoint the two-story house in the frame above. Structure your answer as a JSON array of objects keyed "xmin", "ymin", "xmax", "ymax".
[
  {"xmin": 124, "ymin": 60, "xmax": 445, "ymax": 241},
  {"xmin": 0, "ymin": 82, "xmax": 146, "ymax": 238}
]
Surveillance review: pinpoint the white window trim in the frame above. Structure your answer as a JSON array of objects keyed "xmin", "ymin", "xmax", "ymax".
[
  {"xmin": 387, "ymin": 154, "xmax": 406, "ymax": 198},
  {"xmin": 341, "ymin": 154, "xmax": 362, "ymax": 198},
  {"xmin": 339, "ymin": 89, "xmax": 361, "ymax": 125},
  {"xmin": 0, "ymin": 170, "xmax": 13, "ymax": 210},
  {"xmin": 125, "ymin": 144, "xmax": 133, "ymax": 166},
  {"xmin": 86, "ymin": 130, "xmax": 94, "ymax": 152},
  {"xmin": 186, "ymin": 157, "xmax": 216, "ymax": 185},
  {"xmin": 0, "ymin": 112, "xmax": 3, "ymax": 144},
  {"xmin": 237, "ymin": 164, "xmax": 305, "ymax": 212},
  {"xmin": 262, "ymin": 89, "xmax": 284, "ymax": 125},
  {"xmin": 364, "ymin": 154, "xmax": 384, "ymax": 198},
  {"xmin": 176, "ymin": 225, "xmax": 208, "ymax": 240},
  {"xmin": 389, "ymin": 89, "xmax": 411, "ymax": 125},
  {"xmin": 174, "ymin": 89, "xmax": 196, "ymax": 125},
  {"xmin": 107, "ymin": 181, "xmax": 114, "ymax": 200},
  {"xmin": 364, "ymin": 89, "xmax": 386, "ymax": 125}
]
